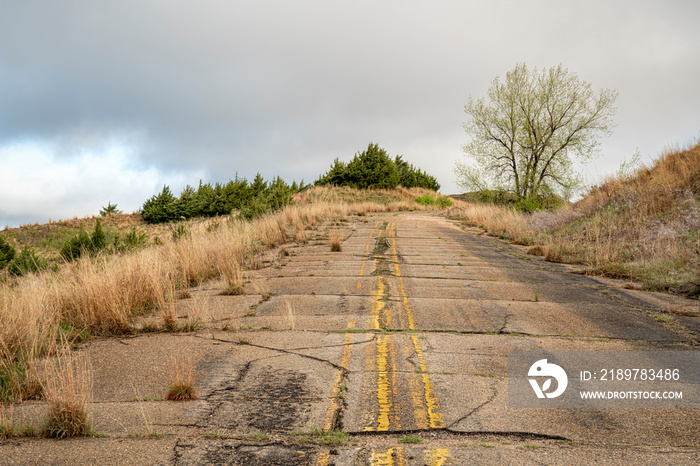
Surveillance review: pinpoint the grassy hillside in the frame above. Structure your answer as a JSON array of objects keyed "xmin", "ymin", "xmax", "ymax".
[{"xmin": 449, "ymin": 141, "xmax": 700, "ymax": 297}]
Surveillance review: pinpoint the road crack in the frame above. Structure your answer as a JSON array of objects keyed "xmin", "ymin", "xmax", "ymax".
[{"xmin": 446, "ymin": 384, "xmax": 498, "ymax": 430}]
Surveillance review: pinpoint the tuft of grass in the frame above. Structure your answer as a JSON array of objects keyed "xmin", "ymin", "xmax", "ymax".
[
  {"xmin": 166, "ymin": 356, "xmax": 198, "ymax": 401},
  {"xmin": 221, "ymin": 284, "xmax": 245, "ymax": 296},
  {"xmin": 291, "ymin": 427, "xmax": 350, "ymax": 446},
  {"xmin": 329, "ymin": 229, "xmax": 342, "ymax": 252},
  {"xmin": 42, "ymin": 350, "xmax": 94, "ymax": 439},
  {"xmin": 399, "ymin": 434, "xmax": 422, "ymax": 444},
  {"xmin": 251, "ymin": 431, "xmax": 269, "ymax": 441}
]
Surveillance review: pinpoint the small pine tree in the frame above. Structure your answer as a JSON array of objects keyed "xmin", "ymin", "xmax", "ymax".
[
  {"xmin": 315, "ymin": 158, "xmax": 348, "ymax": 186},
  {"xmin": 141, "ymin": 185, "xmax": 178, "ymax": 223},
  {"xmin": 345, "ymin": 143, "xmax": 399, "ymax": 189},
  {"xmin": 250, "ymin": 173, "xmax": 267, "ymax": 197},
  {"xmin": 60, "ymin": 220, "xmax": 108, "ymax": 261},
  {"xmin": 176, "ymin": 185, "xmax": 198, "ymax": 219},
  {"xmin": 99, "ymin": 202, "xmax": 121, "ymax": 216},
  {"xmin": 91, "ymin": 219, "xmax": 107, "ymax": 251},
  {"xmin": 0, "ymin": 236, "xmax": 16, "ymax": 269},
  {"xmin": 8, "ymin": 247, "xmax": 48, "ymax": 276}
]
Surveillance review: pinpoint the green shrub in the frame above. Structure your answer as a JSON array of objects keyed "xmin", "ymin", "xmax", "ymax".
[
  {"xmin": 0, "ymin": 236, "xmax": 16, "ymax": 269},
  {"xmin": 171, "ymin": 223, "xmax": 190, "ymax": 242},
  {"xmin": 395, "ymin": 155, "xmax": 440, "ymax": 190},
  {"xmin": 113, "ymin": 227, "xmax": 148, "ymax": 253},
  {"xmin": 60, "ymin": 220, "xmax": 108, "ymax": 261},
  {"xmin": 415, "ymin": 194, "xmax": 436, "ymax": 206},
  {"xmin": 437, "ymin": 195, "xmax": 453, "ymax": 208},
  {"xmin": 239, "ymin": 196, "xmax": 271, "ymax": 220},
  {"xmin": 140, "ymin": 175, "xmax": 303, "ymax": 224},
  {"xmin": 141, "ymin": 185, "xmax": 178, "ymax": 223},
  {"xmin": 60, "ymin": 231, "xmax": 91, "ymax": 261},
  {"xmin": 515, "ymin": 197, "xmax": 544, "ymax": 214},
  {"xmin": 459, "ymin": 189, "xmax": 564, "ymax": 212},
  {"xmin": 344, "ymin": 143, "xmax": 399, "ymax": 189},
  {"xmin": 8, "ymin": 247, "xmax": 48, "ymax": 276},
  {"xmin": 316, "ymin": 143, "xmax": 440, "ymax": 190}
]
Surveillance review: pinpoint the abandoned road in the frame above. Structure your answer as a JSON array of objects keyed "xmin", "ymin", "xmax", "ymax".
[{"xmin": 2, "ymin": 211, "xmax": 699, "ymax": 465}]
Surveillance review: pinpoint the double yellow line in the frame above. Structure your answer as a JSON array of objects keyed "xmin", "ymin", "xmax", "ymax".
[
  {"xmin": 318, "ymin": 219, "xmax": 447, "ymax": 466},
  {"xmin": 370, "ymin": 447, "xmax": 451, "ymax": 466},
  {"xmin": 365, "ymin": 222, "xmax": 444, "ymax": 432}
]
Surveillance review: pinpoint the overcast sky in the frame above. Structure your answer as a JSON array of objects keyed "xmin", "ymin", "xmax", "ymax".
[{"xmin": 1, "ymin": 0, "xmax": 698, "ymax": 227}]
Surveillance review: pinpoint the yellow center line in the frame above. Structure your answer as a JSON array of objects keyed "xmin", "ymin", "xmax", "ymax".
[
  {"xmin": 358, "ymin": 221, "xmax": 381, "ymax": 289},
  {"xmin": 389, "ymin": 221, "xmax": 445, "ymax": 429},
  {"xmin": 389, "ymin": 223, "xmax": 416, "ymax": 329},
  {"xmin": 322, "ymin": 319, "xmax": 356, "ymax": 432},
  {"xmin": 370, "ymin": 446, "xmax": 406, "ymax": 465},
  {"xmin": 411, "ymin": 334, "xmax": 444, "ymax": 429},
  {"xmin": 370, "ymin": 277, "xmax": 385, "ymax": 330},
  {"xmin": 373, "ymin": 334, "xmax": 392, "ymax": 431},
  {"xmin": 423, "ymin": 448, "xmax": 451, "ymax": 465},
  {"xmin": 315, "ymin": 452, "xmax": 330, "ymax": 466}
]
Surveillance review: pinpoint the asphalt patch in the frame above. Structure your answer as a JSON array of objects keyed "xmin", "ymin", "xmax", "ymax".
[
  {"xmin": 244, "ymin": 368, "xmax": 310, "ymax": 432},
  {"xmin": 176, "ymin": 441, "xmax": 316, "ymax": 465}
]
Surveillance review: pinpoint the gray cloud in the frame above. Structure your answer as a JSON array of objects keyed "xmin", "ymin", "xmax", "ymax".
[{"xmin": 1, "ymin": 0, "xmax": 699, "ymax": 226}]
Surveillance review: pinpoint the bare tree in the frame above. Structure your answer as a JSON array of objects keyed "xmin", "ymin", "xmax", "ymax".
[{"xmin": 456, "ymin": 63, "xmax": 617, "ymax": 201}]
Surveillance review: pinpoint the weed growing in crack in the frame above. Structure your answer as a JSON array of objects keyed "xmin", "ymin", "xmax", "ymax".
[
  {"xmin": 291, "ymin": 428, "xmax": 350, "ymax": 446},
  {"xmin": 399, "ymin": 434, "xmax": 422, "ymax": 444},
  {"xmin": 42, "ymin": 349, "xmax": 94, "ymax": 439},
  {"xmin": 251, "ymin": 431, "xmax": 269, "ymax": 441},
  {"xmin": 166, "ymin": 356, "xmax": 198, "ymax": 401},
  {"xmin": 221, "ymin": 284, "xmax": 245, "ymax": 296},
  {"xmin": 329, "ymin": 229, "xmax": 342, "ymax": 252}
]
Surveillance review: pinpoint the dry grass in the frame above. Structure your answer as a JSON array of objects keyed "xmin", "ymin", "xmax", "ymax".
[
  {"xmin": 329, "ymin": 229, "xmax": 342, "ymax": 252},
  {"xmin": 166, "ymin": 355, "xmax": 198, "ymax": 401},
  {"xmin": 286, "ymin": 301, "xmax": 296, "ymax": 331},
  {"xmin": 293, "ymin": 185, "xmax": 434, "ymax": 206},
  {"xmin": 449, "ymin": 141, "xmax": 700, "ymax": 296},
  {"xmin": 42, "ymin": 348, "xmax": 93, "ymax": 438}
]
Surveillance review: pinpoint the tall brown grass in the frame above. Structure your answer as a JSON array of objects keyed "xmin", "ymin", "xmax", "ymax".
[
  {"xmin": 449, "ymin": 141, "xmax": 700, "ymax": 296},
  {"xmin": 166, "ymin": 354, "xmax": 198, "ymax": 401},
  {"xmin": 42, "ymin": 348, "xmax": 93, "ymax": 438},
  {"xmin": 329, "ymin": 229, "xmax": 342, "ymax": 252}
]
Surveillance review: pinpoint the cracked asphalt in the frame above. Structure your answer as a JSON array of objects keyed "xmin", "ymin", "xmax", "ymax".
[{"xmin": 2, "ymin": 211, "xmax": 699, "ymax": 465}]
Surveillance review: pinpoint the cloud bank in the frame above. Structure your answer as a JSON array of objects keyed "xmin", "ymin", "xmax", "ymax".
[{"xmin": 1, "ymin": 0, "xmax": 698, "ymax": 226}]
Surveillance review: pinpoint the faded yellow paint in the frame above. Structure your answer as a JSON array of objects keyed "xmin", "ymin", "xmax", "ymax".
[
  {"xmin": 388, "ymin": 336, "xmax": 402, "ymax": 428},
  {"xmin": 370, "ymin": 447, "xmax": 405, "ymax": 465},
  {"xmin": 369, "ymin": 276, "xmax": 385, "ymax": 330},
  {"xmin": 410, "ymin": 334, "xmax": 444, "ymax": 428},
  {"xmin": 358, "ymin": 221, "xmax": 381, "ymax": 289},
  {"xmin": 423, "ymin": 448, "xmax": 451, "ymax": 465},
  {"xmin": 315, "ymin": 452, "xmax": 330, "ymax": 466},
  {"xmin": 390, "ymin": 222, "xmax": 445, "ymax": 429},
  {"xmin": 363, "ymin": 221, "xmax": 444, "ymax": 433},
  {"xmin": 409, "ymin": 367, "xmax": 430, "ymax": 429},
  {"xmin": 365, "ymin": 334, "xmax": 393, "ymax": 431},
  {"xmin": 389, "ymin": 223, "xmax": 416, "ymax": 329},
  {"xmin": 322, "ymin": 319, "xmax": 355, "ymax": 430}
]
